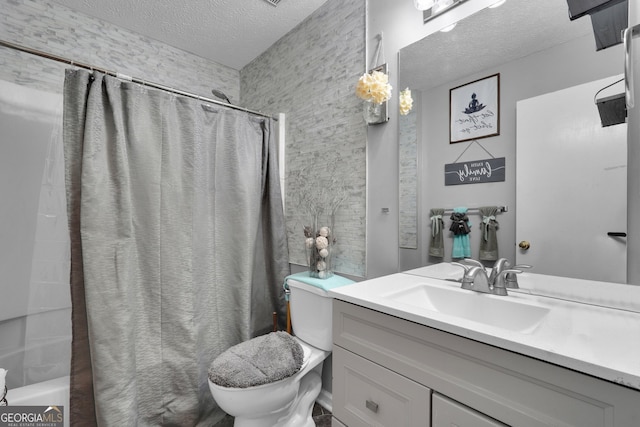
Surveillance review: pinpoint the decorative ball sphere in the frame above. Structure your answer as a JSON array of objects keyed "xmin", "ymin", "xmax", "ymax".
[
  {"xmin": 305, "ymin": 237, "xmax": 315, "ymax": 249},
  {"xmin": 317, "ymin": 260, "xmax": 327, "ymax": 271},
  {"xmin": 315, "ymin": 236, "xmax": 329, "ymax": 250},
  {"xmin": 319, "ymin": 248, "xmax": 329, "ymax": 258},
  {"xmin": 319, "ymin": 226, "xmax": 331, "ymax": 237}
]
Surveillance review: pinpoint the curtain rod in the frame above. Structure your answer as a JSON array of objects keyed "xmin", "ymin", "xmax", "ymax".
[{"xmin": 0, "ymin": 39, "xmax": 276, "ymax": 120}]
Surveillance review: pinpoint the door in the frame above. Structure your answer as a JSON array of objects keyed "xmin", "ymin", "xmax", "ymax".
[{"xmin": 516, "ymin": 76, "xmax": 627, "ymax": 283}]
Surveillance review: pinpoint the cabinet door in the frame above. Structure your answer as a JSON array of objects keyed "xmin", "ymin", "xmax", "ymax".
[
  {"xmin": 333, "ymin": 346, "xmax": 431, "ymax": 427},
  {"xmin": 432, "ymin": 393, "xmax": 508, "ymax": 427},
  {"xmin": 331, "ymin": 417, "xmax": 347, "ymax": 427}
]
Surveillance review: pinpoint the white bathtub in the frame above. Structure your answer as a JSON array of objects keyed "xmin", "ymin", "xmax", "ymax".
[{"xmin": 5, "ymin": 376, "xmax": 70, "ymax": 427}]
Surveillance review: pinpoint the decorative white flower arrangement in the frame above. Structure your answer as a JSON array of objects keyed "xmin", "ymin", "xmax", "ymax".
[
  {"xmin": 289, "ymin": 153, "xmax": 356, "ymax": 278},
  {"xmin": 399, "ymin": 88, "xmax": 414, "ymax": 116},
  {"xmin": 355, "ymin": 70, "xmax": 392, "ymax": 105}
]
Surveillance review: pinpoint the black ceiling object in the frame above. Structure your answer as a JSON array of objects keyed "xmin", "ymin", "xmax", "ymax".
[
  {"xmin": 566, "ymin": 0, "xmax": 625, "ymax": 21},
  {"xmin": 596, "ymin": 93, "xmax": 626, "ymax": 127},
  {"xmin": 566, "ymin": 0, "xmax": 628, "ymax": 50}
]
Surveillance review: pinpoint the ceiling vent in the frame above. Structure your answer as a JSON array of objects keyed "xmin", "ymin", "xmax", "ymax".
[{"xmin": 262, "ymin": 0, "xmax": 281, "ymax": 6}]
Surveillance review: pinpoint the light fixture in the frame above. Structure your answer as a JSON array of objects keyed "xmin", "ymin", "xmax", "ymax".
[
  {"xmin": 440, "ymin": 23, "xmax": 457, "ymax": 32},
  {"xmin": 421, "ymin": 0, "xmax": 467, "ymax": 23},
  {"xmin": 433, "ymin": 0, "xmax": 455, "ymax": 14},
  {"xmin": 432, "ymin": 0, "xmax": 457, "ymax": 31},
  {"xmin": 414, "ymin": 0, "xmax": 435, "ymax": 10},
  {"xmin": 418, "ymin": 0, "xmax": 505, "ymax": 31}
]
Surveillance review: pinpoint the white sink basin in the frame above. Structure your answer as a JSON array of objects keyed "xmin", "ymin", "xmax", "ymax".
[{"xmin": 382, "ymin": 283, "xmax": 550, "ymax": 333}]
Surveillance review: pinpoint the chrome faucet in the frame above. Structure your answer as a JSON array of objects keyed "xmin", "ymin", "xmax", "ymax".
[
  {"xmin": 451, "ymin": 263, "xmax": 492, "ymax": 294},
  {"xmin": 461, "ymin": 258, "xmax": 485, "ymax": 271},
  {"xmin": 489, "ymin": 258, "xmax": 532, "ymax": 289},
  {"xmin": 451, "ymin": 259, "xmax": 525, "ymax": 296},
  {"xmin": 463, "ymin": 266, "xmax": 492, "ymax": 293},
  {"xmin": 488, "ymin": 258, "xmax": 510, "ymax": 285},
  {"xmin": 492, "ymin": 269, "xmax": 523, "ymax": 296}
]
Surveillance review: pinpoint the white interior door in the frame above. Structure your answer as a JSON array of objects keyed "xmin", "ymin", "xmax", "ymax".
[{"xmin": 516, "ymin": 76, "xmax": 627, "ymax": 283}]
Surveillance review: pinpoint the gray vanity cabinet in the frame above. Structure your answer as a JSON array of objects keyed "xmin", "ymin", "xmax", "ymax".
[{"xmin": 331, "ymin": 299, "xmax": 640, "ymax": 427}]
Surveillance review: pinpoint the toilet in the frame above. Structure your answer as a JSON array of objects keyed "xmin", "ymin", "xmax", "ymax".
[{"xmin": 208, "ymin": 274, "xmax": 353, "ymax": 427}]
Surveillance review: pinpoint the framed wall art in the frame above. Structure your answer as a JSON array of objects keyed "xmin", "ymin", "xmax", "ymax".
[{"xmin": 450, "ymin": 73, "xmax": 500, "ymax": 143}]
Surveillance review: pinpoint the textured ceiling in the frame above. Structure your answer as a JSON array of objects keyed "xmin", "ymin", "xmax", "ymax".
[
  {"xmin": 400, "ymin": 0, "xmax": 594, "ymax": 91},
  {"xmin": 50, "ymin": 0, "xmax": 330, "ymax": 70}
]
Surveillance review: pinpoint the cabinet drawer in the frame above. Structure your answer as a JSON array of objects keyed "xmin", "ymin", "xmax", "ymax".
[
  {"xmin": 433, "ymin": 393, "xmax": 508, "ymax": 427},
  {"xmin": 333, "ymin": 346, "xmax": 431, "ymax": 427}
]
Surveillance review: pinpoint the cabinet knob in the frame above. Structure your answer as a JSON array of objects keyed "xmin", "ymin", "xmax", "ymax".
[
  {"xmin": 518, "ymin": 240, "xmax": 530, "ymax": 250},
  {"xmin": 365, "ymin": 399, "xmax": 379, "ymax": 413}
]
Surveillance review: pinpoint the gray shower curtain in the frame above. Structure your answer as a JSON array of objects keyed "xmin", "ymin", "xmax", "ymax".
[{"xmin": 63, "ymin": 69, "xmax": 290, "ymax": 426}]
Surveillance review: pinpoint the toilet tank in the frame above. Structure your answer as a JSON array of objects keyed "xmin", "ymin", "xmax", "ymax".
[{"xmin": 287, "ymin": 276, "xmax": 353, "ymax": 351}]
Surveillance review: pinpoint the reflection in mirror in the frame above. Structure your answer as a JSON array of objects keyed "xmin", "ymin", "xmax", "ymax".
[
  {"xmin": 399, "ymin": 93, "xmax": 418, "ymax": 249},
  {"xmin": 398, "ymin": 0, "xmax": 629, "ymax": 284},
  {"xmin": 516, "ymin": 76, "xmax": 626, "ymax": 283}
]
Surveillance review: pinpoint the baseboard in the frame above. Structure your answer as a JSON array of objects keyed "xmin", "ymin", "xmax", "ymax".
[{"xmin": 316, "ymin": 388, "xmax": 332, "ymax": 413}]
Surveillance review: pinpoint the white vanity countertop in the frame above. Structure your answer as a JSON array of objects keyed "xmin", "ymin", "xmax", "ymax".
[{"xmin": 329, "ymin": 271, "xmax": 640, "ymax": 391}]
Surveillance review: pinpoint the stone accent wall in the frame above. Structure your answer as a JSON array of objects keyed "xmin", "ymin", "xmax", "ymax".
[
  {"xmin": 0, "ymin": 0, "xmax": 239, "ymax": 99},
  {"xmin": 241, "ymin": 0, "xmax": 367, "ymax": 277}
]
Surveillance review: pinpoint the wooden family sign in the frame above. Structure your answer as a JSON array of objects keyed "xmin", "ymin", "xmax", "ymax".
[{"xmin": 444, "ymin": 157, "xmax": 506, "ymax": 185}]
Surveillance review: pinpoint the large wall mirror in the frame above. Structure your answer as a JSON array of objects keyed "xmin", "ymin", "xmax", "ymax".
[{"xmin": 398, "ymin": 0, "xmax": 630, "ymax": 284}]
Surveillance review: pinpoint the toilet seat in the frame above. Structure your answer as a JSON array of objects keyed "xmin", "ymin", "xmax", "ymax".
[
  {"xmin": 298, "ymin": 338, "xmax": 312, "ymax": 370},
  {"xmin": 208, "ymin": 337, "xmax": 320, "ymax": 393}
]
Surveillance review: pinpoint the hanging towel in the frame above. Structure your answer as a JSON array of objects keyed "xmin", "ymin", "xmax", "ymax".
[
  {"xmin": 479, "ymin": 206, "xmax": 499, "ymax": 261},
  {"xmin": 450, "ymin": 207, "xmax": 471, "ymax": 259},
  {"xmin": 428, "ymin": 208, "xmax": 445, "ymax": 258}
]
